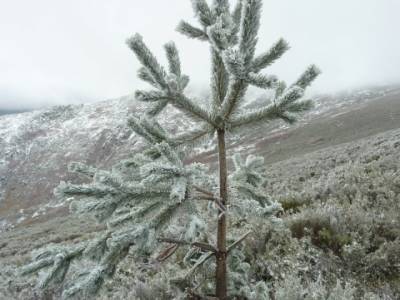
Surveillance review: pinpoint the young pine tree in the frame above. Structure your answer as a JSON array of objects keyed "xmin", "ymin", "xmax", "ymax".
[{"xmin": 21, "ymin": 0, "xmax": 320, "ymax": 299}]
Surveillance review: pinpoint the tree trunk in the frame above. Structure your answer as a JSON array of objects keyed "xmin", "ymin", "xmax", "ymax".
[{"xmin": 216, "ymin": 128, "xmax": 228, "ymax": 299}]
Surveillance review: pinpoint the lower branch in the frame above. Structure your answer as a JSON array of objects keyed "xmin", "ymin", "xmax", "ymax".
[
  {"xmin": 158, "ymin": 237, "xmax": 217, "ymax": 253},
  {"xmin": 182, "ymin": 230, "xmax": 252, "ymax": 279},
  {"xmin": 227, "ymin": 231, "xmax": 252, "ymax": 253},
  {"xmin": 156, "ymin": 244, "xmax": 179, "ymax": 262}
]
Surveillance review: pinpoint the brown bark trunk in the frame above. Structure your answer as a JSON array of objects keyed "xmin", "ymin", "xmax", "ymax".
[{"xmin": 216, "ymin": 128, "xmax": 228, "ymax": 299}]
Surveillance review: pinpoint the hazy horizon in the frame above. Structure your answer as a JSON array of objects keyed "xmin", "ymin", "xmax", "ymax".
[{"xmin": 1, "ymin": 0, "xmax": 399, "ymax": 110}]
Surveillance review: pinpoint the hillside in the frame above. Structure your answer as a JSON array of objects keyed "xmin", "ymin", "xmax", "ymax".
[
  {"xmin": 0, "ymin": 86, "xmax": 399, "ymax": 299},
  {"xmin": 1, "ymin": 86, "xmax": 399, "ymax": 232}
]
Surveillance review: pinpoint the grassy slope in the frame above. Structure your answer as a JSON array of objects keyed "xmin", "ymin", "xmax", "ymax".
[
  {"xmin": 0, "ymin": 92, "xmax": 399, "ymax": 298},
  {"xmin": 253, "ymin": 91, "xmax": 400, "ymax": 163}
]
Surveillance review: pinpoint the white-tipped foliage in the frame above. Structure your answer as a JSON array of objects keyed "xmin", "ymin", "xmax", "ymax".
[
  {"xmin": 251, "ymin": 38, "xmax": 290, "ymax": 73},
  {"xmin": 164, "ymin": 41, "xmax": 182, "ymax": 77},
  {"xmin": 238, "ymin": 0, "xmax": 262, "ymax": 65},
  {"xmin": 231, "ymin": 1, "xmax": 242, "ymax": 27},
  {"xmin": 229, "ymin": 66, "xmax": 318, "ymax": 129},
  {"xmin": 246, "ymin": 72, "xmax": 278, "ymax": 89},
  {"xmin": 230, "ymin": 153, "xmax": 282, "ymax": 218},
  {"xmin": 176, "ymin": 21, "xmax": 208, "ymax": 40},
  {"xmin": 294, "ymin": 64, "xmax": 321, "ymax": 89},
  {"xmin": 191, "ymin": 0, "xmax": 215, "ymax": 27},
  {"xmin": 126, "ymin": 34, "xmax": 168, "ymax": 90}
]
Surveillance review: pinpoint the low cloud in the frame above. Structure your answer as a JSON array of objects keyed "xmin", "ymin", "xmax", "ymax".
[{"xmin": 0, "ymin": 0, "xmax": 399, "ymax": 110}]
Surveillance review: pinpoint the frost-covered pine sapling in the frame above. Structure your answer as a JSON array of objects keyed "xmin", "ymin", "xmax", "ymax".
[{"xmin": 21, "ymin": 0, "xmax": 320, "ymax": 299}]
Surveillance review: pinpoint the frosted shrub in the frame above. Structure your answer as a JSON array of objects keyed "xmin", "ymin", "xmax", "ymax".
[{"xmin": 273, "ymin": 275, "xmax": 356, "ymax": 300}]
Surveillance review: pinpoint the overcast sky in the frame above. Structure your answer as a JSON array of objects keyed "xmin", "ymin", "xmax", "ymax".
[{"xmin": 0, "ymin": 0, "xmax": 399, "ymax": 110}]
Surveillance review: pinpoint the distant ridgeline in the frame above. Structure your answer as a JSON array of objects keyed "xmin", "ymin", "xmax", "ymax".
[{"xmin": 0, "ymin": 109, "xmax": 31, "ymax": 116}]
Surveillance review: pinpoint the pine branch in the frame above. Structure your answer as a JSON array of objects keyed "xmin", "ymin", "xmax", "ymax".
[
  {"xmin": 128, "ymin": 116, "xmax": 171, "ymax": 146},
  {"xmin": 171, "ymin": 124, "xmax": 214, "ymax": 147},
  {"xmin": 218, "ymin": 2, "xmax": 289, "ymax": 122},
  {"xmin": 187, "ymin": 291, "xmax": 219, "ymax": 300},
  {"xmin": 141, "ymin": 162, "xmax": 183, "ymax": 178},
  {"xmin": 211, "ymin": 49, "xmax": 229, "ymax": 109},
  {"xmin": 229, "ymin": 83, "xmax": 315, "ymax": 128},
  {"xmin": 151, "ymin": 201, "xmax": 183, "ymax": 230},
  {"xmin": 107, "ymin": 202, "xmax": 162, "ymax": 228},
  {"xmin": 212, "ymin": 0, "xmax": 230, "ymax": 15},
  {"xmin": 164, "ymin": 41, "xmax": 181, "ymax": 77},
  {"xmin": 226, "ymin": 230, "xmax": 252, "ymax": 253},
  {"xmin": 38, "ymin": 254, "xmax": 70, "ymax": 289},
  {"xmin": 62, "ymin": 243, "xmax": 130, "ymax": 299},
  {"xmin": 196, "ymin": 197, "xmax": 227, "ymax": 215},
  {"xmin": 286, "ymin": 100, "xmax": 314, "ymax": 113},
  {"xmin": 182, "ymin": 231, "xmax": 252, "ymax": 279},
  {"xmin": 170, "ymin": 177, "xmax": 188, "ymax": 202},
  {"xmin": 158, "ymin": 237, "xmax": 217, "ymax": 253},
  {"xmin": 191, "ymin": 0, "xmax": 215, "ymax": 27},
  {"xmin": 293, "ymin": 64, "xmax": 321, "ymax": 89},
  {"xmin": 207, "ymin": 15, "xmax": 236, "ymax": 51},
  {"xmin": 135, "ymin": 62, "xmax": 215, "ymax": 123},
  {"xmin": 228, "ymin": 104, "xmax": 280, "ymax": 128},
  {"xmin": 128, "ymin": 116, "xmax": 159, "ymax": 143},
  {"xmin": 135, "ymin": 90, "xmax": 168, "ymax": 102},
  {"xmin": 219, "ymin": 79, "xmax": 249, "ymax": 120},
  {"xmin": 146, "ymin": 100, "xmax": 168, "ymax": 116},
  {"xmin": 279, "ymin": 86, "xmax": 305, "ymax": 107},
  {"xmin": 70, "ymin": 197, "xmax": 118, "ymax": 222},
  {"xmin": 55, "ymin": 182, "xmax": 116, "ymax": 198},
  {"xmin": 126, "ymin": 34, "xmax": 168, "ymax": 89},
  {"xmin": 137, "ymin": 67, "xmax": 159, "ymax": 88},
  {"xmin": 193, "ymin": 185, "xmax": 227, "ymax": 213},
  {"xmin": 223, "ymin": 48, "xmax": 246, "ymax": 79},
  {"xmin": 170, "ymin": 93, "xmax": 215, "ymax": 125},
  {"xmin": 84, "ymin": 231, "xmax": 111, "ymax": 260},
  {"xmin": 156, "ymin": 244, "xmax": 180, "ymax": 262},
  {"xmin": 130, "ymin": 201, "xmax": 163, "ymax": 220},
  {"xmin": 183, "ymin": 251, "xmax": 214, "ymax": 279},
  {"xmin": 156, "ymin": 141, "xmax": 182, "ymax": 166},
  {"xmin": 246, "ymin": 72, "xmax": 277, "ymax": 89},
  {"xmin": 192, "ymin": 185, "xmax": 215, "ymax": 198},
  {"xmin": 277, "ymin": 112, "xmax": 297, "ymax": 124},
  {"xmin": 139, "ymin": 117, "xmax": 169, "ymax": 143},
  {"xmin": 177, "ymin": 21, "xmax": 208, "ymax": 41},
  {"xmin": 251, "ymin": 38, "xmax": 290, "ymax": 73},
  {"xmin": 275, "ymin": 80, "xmax": 287, "ymax": 98},
  {"xmin": 21, "ymin": 244, "xmax": 85, "ymax": 279},
  {"xmin": 20, "ymin": 257, "xmax": 55, "ymax": 276},
  {"xmin": 231, "ymin": 1, "xmax": 242, "ymax": 27},
  {"xmin": 180, "ymin": 75, "xmax": 190, "ymax": 90},
  {"xmin": 239, "ymin": 0, "xmax": 262, "ymax": 65}
]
